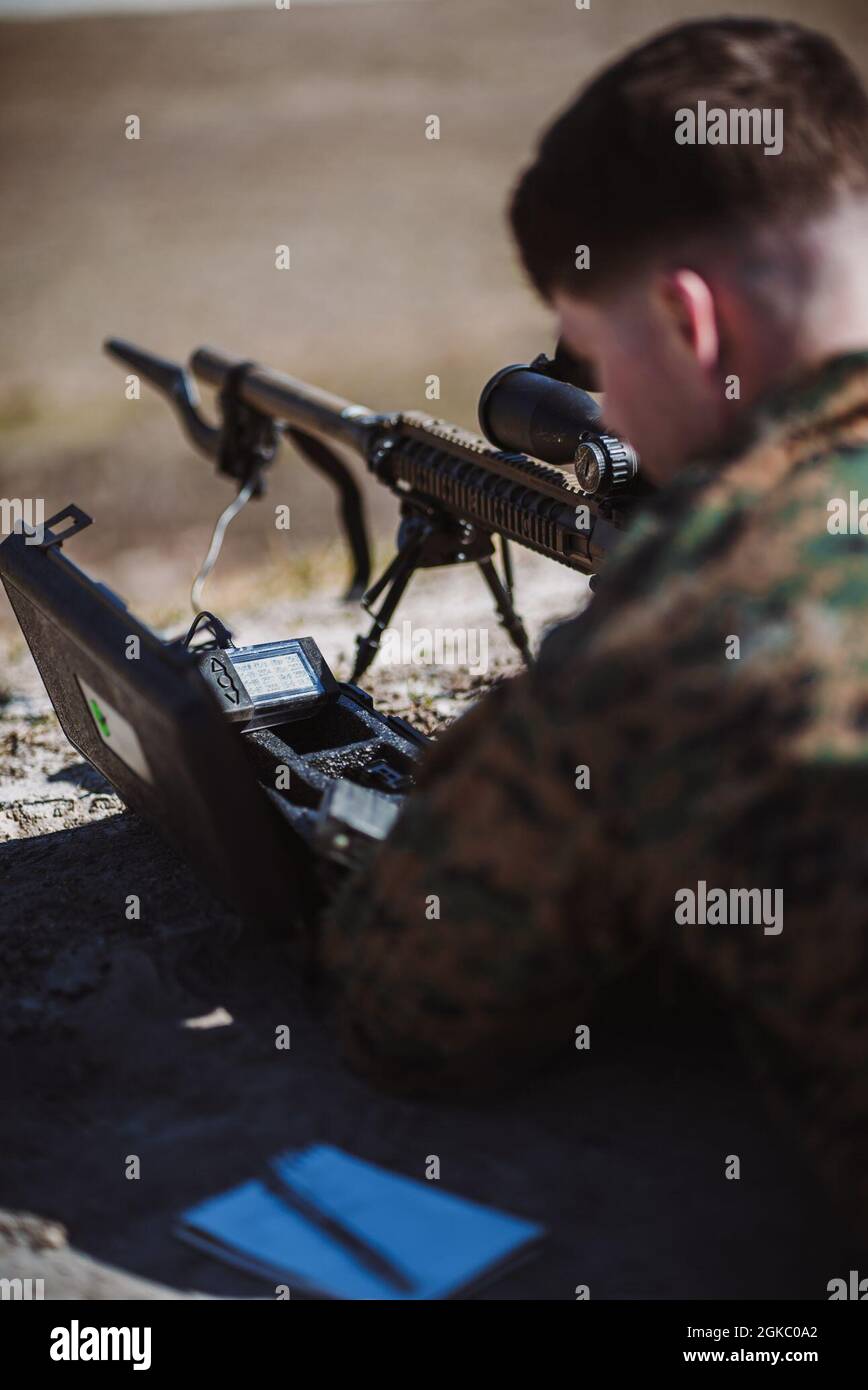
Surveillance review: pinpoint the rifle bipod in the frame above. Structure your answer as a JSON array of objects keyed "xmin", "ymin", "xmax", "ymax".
[{"xmin": 350, "ymin": 507, "xmax": 532, "ymax": 682}]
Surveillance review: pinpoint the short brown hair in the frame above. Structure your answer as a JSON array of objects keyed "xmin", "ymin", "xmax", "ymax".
[{"xmin": 510, "ymin": 18, "xmax": 868, "ymax": 299}]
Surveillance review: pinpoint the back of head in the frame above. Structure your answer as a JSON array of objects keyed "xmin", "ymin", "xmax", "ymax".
[{"xmin": 511, "ymin": 18, "xmax": 868, "ymax": 301}]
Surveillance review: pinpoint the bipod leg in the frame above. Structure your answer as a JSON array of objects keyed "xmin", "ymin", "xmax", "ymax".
[
  {"xmin": 477, "ymin": 554, "xmax": 533, "ymax": 667},
  {"xmin": 351, "ymin": 537, "xmax": 425, "ymax": 682}
]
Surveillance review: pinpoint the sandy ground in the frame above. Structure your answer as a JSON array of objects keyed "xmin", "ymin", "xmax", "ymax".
[
  {"xmin": 2, "ymin": 0, "xmax": 867, "ymax": 1299},
  {"xmin": 0, "ymin": 548, "xmax": 614, "ymax": 1300}
]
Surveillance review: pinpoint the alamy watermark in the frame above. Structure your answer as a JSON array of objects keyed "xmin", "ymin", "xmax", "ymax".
[
  {"xmin": 0, "ymin": 497, "xmax": 45, "ymax": 545},
  {"xmin": 675, "ymin": 880, "xmax": 783, "ymax": 935},
  {"xmin": 50, "ymin": 1321, "xmax": 151, "ymax": 1370},
  {"xmin": 1, "ymin": 1277, "xmax": 44, "ymax": 1299},
  {"xmin": 675, "ymin": 101, "xmax": 783, "ymax": 156},
  {"xmin": 827, "ymin": 1269, "xmax": 868, "ymax": 1299},
  {"xmin": 378, "ymin": 620, "xmax": 489, "ymax": 675},
  {"xmin": 827, "ymin": 492, "xmax": 868, "ymax": 534}
]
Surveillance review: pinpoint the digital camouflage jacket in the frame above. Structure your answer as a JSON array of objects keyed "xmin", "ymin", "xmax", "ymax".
[{"xmin": 321, "ymin": 351, "xmax": 868, "ymax": 1230}]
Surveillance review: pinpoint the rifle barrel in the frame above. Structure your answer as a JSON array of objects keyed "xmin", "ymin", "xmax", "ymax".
[{"xmin": 191, "ymin": 346, "xmax": 378, "ymax": 453}]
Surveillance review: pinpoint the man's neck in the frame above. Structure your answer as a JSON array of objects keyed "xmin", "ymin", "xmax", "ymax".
[{"xmin": 736, "ymin": 199, "xmax": 868, "ymax": 399}]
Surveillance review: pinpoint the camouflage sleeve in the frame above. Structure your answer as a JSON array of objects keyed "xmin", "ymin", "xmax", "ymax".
[
  {"xmin": 318, "ymin": 616, "xmax": 656, "ymax": 1094},
  {"xmin": 317, "ymin": 472, "xmax": 722, "ymax": 1092},
  {"xmin": 320, "ymin": 566, "xmax": 867, "ymax": 1224}
]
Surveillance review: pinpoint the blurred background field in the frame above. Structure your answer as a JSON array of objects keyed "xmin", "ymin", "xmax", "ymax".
[{"xmin": 1, "ymin": 0, "xmax": 867, "ymax": 642}]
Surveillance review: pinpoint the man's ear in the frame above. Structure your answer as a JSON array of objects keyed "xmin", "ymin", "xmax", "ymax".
[{"xmin": 659, "ymin": 269, "xmax": 719, "ymax": 372}]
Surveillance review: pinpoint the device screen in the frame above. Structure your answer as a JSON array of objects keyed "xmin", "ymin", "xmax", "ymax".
[{"xmin": 234, "ymin": 649, "xmax": 317, "ymax": 701}]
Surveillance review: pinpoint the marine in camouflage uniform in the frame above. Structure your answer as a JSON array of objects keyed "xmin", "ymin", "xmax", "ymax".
[{"xmin": 320, "ymin": 351, "xmax": 868, "ymax": 1230}]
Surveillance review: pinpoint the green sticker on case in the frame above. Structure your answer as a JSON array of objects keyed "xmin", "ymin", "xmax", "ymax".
[{"xmin": 77, "ymin": 676, "xmax": 153, "ymax": 785}]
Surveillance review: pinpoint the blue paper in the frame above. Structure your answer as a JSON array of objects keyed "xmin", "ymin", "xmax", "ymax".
[{"xmin": 180, "ymin": 1143, "xmax": 544, "ymax": 1299}]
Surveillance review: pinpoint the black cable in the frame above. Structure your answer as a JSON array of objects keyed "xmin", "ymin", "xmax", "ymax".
[{"xmin": 181, "ymin": 610, "xmax": 234, "ymax": 651}]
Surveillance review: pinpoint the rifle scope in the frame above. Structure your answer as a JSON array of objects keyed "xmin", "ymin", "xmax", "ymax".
[{"xmin": 478, "ymin": 350, "xmax": 641, "ymax": 499}]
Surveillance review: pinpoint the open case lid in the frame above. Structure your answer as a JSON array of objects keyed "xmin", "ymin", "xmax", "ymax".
[{"xmin": 0, "ymin": 506, "xmax": 305, "ymax": 928}]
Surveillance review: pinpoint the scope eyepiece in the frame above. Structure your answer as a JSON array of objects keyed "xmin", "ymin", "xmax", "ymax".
[
  {"xmin": 477, "ymin": 352, "xmax": 641, "ymax": 498},
  {"xmin": 551, "ymin": 338, "xmax": 600, "ymax": 393}
]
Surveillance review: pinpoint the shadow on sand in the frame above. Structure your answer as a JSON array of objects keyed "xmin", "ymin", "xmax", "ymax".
[{"xmin": 0, "ymin": 811, "xmax": 854, "ymax": 1299}]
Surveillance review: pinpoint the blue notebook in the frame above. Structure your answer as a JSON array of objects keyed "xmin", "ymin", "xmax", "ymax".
[{"xmin": 178, "ymin": 1143, "xmax": 545, "ymax": 1299}]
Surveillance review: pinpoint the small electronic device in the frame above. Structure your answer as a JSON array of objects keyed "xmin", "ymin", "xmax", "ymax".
[
  {"xmin": 313, "ymin": 779, "xmax": 401, "ymax": 871},
  {"xmin": 0, "ymin": 505, "xmax": 428, "ymax": 929},
  {"xmin": 195, "ymin": 637, "xmax": 339, "ymax": 731}
]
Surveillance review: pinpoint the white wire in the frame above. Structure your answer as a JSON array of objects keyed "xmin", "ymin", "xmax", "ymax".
[{"xmin": 190, "ymin": 475, "xmax": 259, "ymax": 614}]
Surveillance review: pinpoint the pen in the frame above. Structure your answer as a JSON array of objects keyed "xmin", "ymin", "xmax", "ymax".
[{"xmin": 262, "ymin": 1166, "xmax": 417, "ymax": 1295}]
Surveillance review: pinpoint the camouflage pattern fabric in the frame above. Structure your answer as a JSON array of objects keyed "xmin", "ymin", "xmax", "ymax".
[{"xmin": 321, "ymin": 351, "xmax": 868, "ymax": 1232}]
